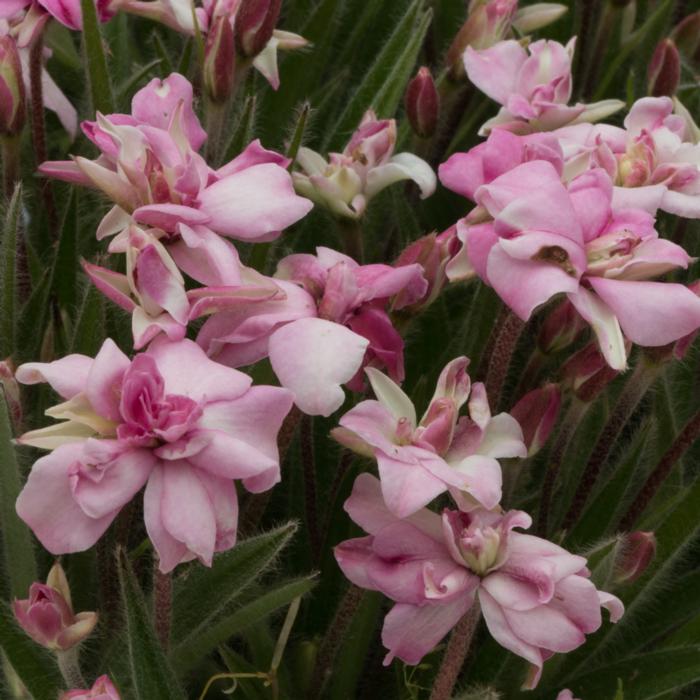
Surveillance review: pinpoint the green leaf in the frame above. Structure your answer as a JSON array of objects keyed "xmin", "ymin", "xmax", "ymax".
[
  {"xmin": 117, "ymin": 551, "xmax": 187, "ymax": 700},
  {"xmin": 326, "ymin": 0, "xmax": 428, "ymax": 149},
  {"xmin": 171, "ymin": 522, "xmax": 297, "ymax": 646},
  {"xmin": 218, "ymin": 645, "xmax": 270, "ymax": 700},
  {"xmin": 0, "ymin": 184, "xmax": 21, "ymax": 357},
  {"xmin": 0, "ymin": 397, "xmax": 36, "ymax": 600},
  {"xmin": 566, "ymin": 646, "xmax": 700, "ymax": 699},
  {"xmin": 44, "ymin": 23, "xmax": 82, "ymax": 70},
  {"xmin": 171, "ymin": 575, "xmax": 317, "ymax": 674},
  {"xmin": 80, "ymin": 0, "xmax": 114, "ymax": 113},
  {"xmin": 0, "ymin": 600, "xmax": 63, "ymax": 700},
  {"xmin": 53, "ymin": 189, "xmax": 78, "ymax": 309},
  {"xmin": 71, "ymin": 282, "xmax": 105, "ymax": 356}
]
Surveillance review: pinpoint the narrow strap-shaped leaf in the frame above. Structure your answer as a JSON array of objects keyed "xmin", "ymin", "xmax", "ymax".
[
  {"xmin": 80, "ymin": 0, "xmax": 114, "ymax": 113},
  {"xmin": 0, "ymin": 600, "xmax": 63, "ymax": 700},
  {"xmin": 171, "ymin": 521, "xmax": 297, "ymax": 646},
  {"xmin": 71, "ymin": 282, "xmax": 105, "ymax": 355},
  {"xmin": 53, "ymin": 189, "xmax": 78, "ymax": 309},
  {"xmin": 0, "ymin": 184, "xmax": 21, "ymax": 357},
  {"xmin": 171, "ymin": 575, "xmax": 316, "ymax": 674},
  {"xmin": 0, "ymin": 396, "xmax": 36, "ymax": 599},
  {"xmin": 117, "ymin": 551, "xmax": 187, "ymax": 700}
]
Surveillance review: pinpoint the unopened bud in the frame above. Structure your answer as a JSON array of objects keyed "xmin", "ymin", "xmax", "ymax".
[
  {"xmin": 204, "ymin": 15, "xmax": 235, "ymax": 102},
  {"xmin": 447, "ymin": 0, "xmax": 517, "ymax": 79},
  {"xmin": 0, "ymin": 359, "xmax": 22, "ymax": 428},
  {"xmin": 0, "ymin": 35, "xmax": 26, "ymax": 137},
  {"xmin": 614, "ymin": 531, "xmax": 656, "ymax": 584},
  {"xmin": 671, "ymin": 11, "xmax": 700, "ymax": 69},
  {"xmin": 561, "ymin": 342, "xmax": 622, "ymax": 402},
  {"xmin": 512, "ymin": 3, "xmax": 567, "ymax": 34},
  {"xmin": 510, "ymin": 383, "xmax": 561, "ymax": 457},
  {"xmin": 538, "ymin": 299, "xmax": 587, "ymax": 354},
  {"xmin": 235, "ymin": 0, "xmax": 282, "ymax": 58},
  {"xmin": 405, "ymin": 67, "xmax": 439, "ymax": 139},
  {"xmin": 13, "ymin": 563, "xmax": 98, "ymax": 651},
  {"xmin": 648, "ymin": 39, "xmax": 680, "ymax": 97}
]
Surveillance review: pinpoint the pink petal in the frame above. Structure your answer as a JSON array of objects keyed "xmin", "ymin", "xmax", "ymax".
[
  {"xmin": 85, "ymin": 339, "xmax": 131, "ymax": 422},
  {"xmin": 268, "ymin": 318, "xmax": 369, "ymax": 416},
  {"xmin": 588, "ymin": 277, "xmax": 700, "ymax": 347},
  {"xmin": 82, "ymin": 260, "xmax": 136, "ymax": 312},
  {"xmin": 16, "ymin": 444, "xmax": 117, "ymax": 554},
  {"xmin": 336, "ymin": 399, "xmax": 400, "ymax": 455},
  {"xmin": 464, "ymin": 41, "xmax": 527, "ymax": 106},
  {"xmin": 215, "ymin": 139, "xmax": 290, "ymax": 178},
  {"xmin": 15, "ymin": 355, "xmax": 92, "ymax": 399},
  {"xmin": 198, "ymin": 163, "xmax": 313, "ymax": 241},
  {"xmin": 169, "ymin": 225, "xmax": 242, "ymax": 286},
  {"xmin": 132, "ymin": 203, "xmax": 210, "ymax": 231}
]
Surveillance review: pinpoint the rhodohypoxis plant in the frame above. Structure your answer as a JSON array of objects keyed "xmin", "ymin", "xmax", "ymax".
[{"xmin": 2, "ymin": 1, "xmax": 700, "ymax": 699}]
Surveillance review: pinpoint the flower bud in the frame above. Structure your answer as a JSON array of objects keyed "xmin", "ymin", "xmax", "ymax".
[
  {"xmin": 0, "ymin": 35, "xmax": 26, "ymax": 138},
  {"xmin": 0, "ymin": 358, "xmax": 22, "ymax": 428},
  {"xmin": 13, "ymin": 563, "xmax": 98, "ymax": 651},
  {"xmin": 235, "ymin": 0, "xmax": 282, "ymax": 58},
  {"xmin": 648, "ymin": 39, "xmax": 680, "ymax": 97},
  {"xmin": 560, "ymin": 342, "xmax": 622, "ymax": 402},
  {"xmin": 512, "ymin": 3, "xmax": 567, "ymax": 34},
  {"xmin": 538, "ymin": 299, "xmax": 587, "ymax": 354},
  {"xmin": 404, "ymin": 66, "xmax": 439, "ymax": 139},
  {"xmin": 671, "ymin": 11, "xmax": 700, "ymax": 69},
  {"xmin": 204, "ymin": 15, "xmax": 236, "ymax": 103},
  {"xmin": 447, "ymin": 0, "xmax": 517, "ymax": 79},
  {"xmin": 510, "ymin": 383, "xmax": 561, "ymax": 457},
  {"xmin": 614, "ymin": 531, "xmax": 656, "ymax": 585},
  {"xmin": 61, "ymin": 675, "xmax": 121, "ymax": 700}
]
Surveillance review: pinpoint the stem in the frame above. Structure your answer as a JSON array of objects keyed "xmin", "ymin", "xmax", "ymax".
[
  {"xmin": 28, "ymin": 34, "xmax": 57, "ymax": 232},
  {"xmin": 1, "ymin": 136, "xmax": 20, "ymax": 198},
  {"xmin": 562, "ymin": 362, "xmax": 660, "ymax": 531},
  {"xmin": 536, "ymin": 397, "xmax": 589, "ymax": 537},
  {"xmin": 337, "ymin": 217, "xmax": 364, "ymax": 263},
  {"xmin": 619, "ymin": 406, "xmax": 700, "ymax": 530},
  {"xmin": 308, "ymin": 584, "xmax": 364, "ymax": 700},
  {"xmin": 300, "ymin": 415, "xmax": 321, "ymax": 565},
  {"xmin": 320, "ymin": 450, "xmax": 354, "ymax": 544},
  {"xmin": 428, "ymin": 603, "xmax": 481, "ymax": 700},
  {"xmin": 153, "ymin": 566, "xmax": 172, "ymax": 651},
  {"xmin": 204, "ymin": 98, "xmax": 228, "ymax": 164},
  {"xmin": 484, "ymin": 309, "xmax": 525, "ymax": 411},
  {"xmin": 56, "ymin": 647, "xmax": 85, "ymax": 689},
  {"xmin": 512, "ymin": 349, "xmax": 545, "ymax": 401}
]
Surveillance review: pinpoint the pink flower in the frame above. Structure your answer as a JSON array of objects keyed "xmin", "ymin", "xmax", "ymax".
[
  {"xmin": 197, "ymin": 246, "xmax": 427, "ymax": 416},
  {"xmin": 15, "ymin": 337, "xmax": 294, "ymax": 573},
  {"xmin": 457, "ymin": 161, "xmax": 700, "ymax": 369},
  {"xmin": 556, "ymin": 691, "xmax": 579, "ymax": 700},
  {"xmin": 61, "ymin": 675, "xmax": 120, "ymax": 700},
  {"xmin": 13, "ymin": 562, "xmax": 98, "ymax": 650},
  {"xmin": 464, "ymin": 38, "xmax": 623, "ymax": 135},
  {"xmin": 0, "ymin": 1, "xmax": 114, "ymax": 32},
  {"xmin": 334, "ymin": 473, "xmax": 623, "ymax": 689},
  {"xmin": 331, "ymin": 357, "xmax": 525, "ymax": 517},
  {"xmin": 293, "ymin": 110, "xmax": 436, "ymax": 219}
]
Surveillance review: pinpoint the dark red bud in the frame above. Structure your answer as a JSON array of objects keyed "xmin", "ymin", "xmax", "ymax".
[{"xmin": 405, "ymin": 66, "xmax": 439, "ymax": 139}]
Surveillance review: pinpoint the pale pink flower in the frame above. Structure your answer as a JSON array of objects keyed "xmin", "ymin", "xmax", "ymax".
[
  {"xmin": 0, "ymin": 1, "xmax": 114, "ymax": 33},
  {"xmin": 196, "ymin": 246, "xmax": 427, "ymax": 416},
  {"xmin": 15, "ymin": 337, "xmax": 293, "ymax": 573},
  {"xmin": 293, "ymin": 110, "xmax": 436, "ymax": 219},
  {"xmin": 464, "ymin": 38, "xmax": 623, "ymax": 135},
  {"xmin": 556, "ymin": 691, "xmax": 579, "ymax": 700},
  {"xmin": 13, "ymin": 562, "xmax": 98, "ymax": 651},
  {"xmin": 453, "ymin": 161, "xmax": 700, "ymax": 369},
  {"xmin": 61, "ymin": 675, "xmax": 120, "ymax": 700},
  {"xmin": 331, "ymin": 357, "xmax": 525, "ymax": 517},
  {"xmin": 334, "ymin": 473, "xmax": 623, "ymax": 689}
]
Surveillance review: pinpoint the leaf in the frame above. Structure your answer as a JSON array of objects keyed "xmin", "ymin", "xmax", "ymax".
[
  {"xmin": 325, "ymin": 0, "xmax": 428, "ymax": 149},
  {"xmin": 223, "ymin": 94, "xmax": 258, "ymax": 162},
  {"xmin": 71, "ymin": 282, "xmax": 105, "ymax": 356},
  {"xmin": 170, "ymin": 575, "xmax": 317, "ymax": 674},
  {"xmin": 566, "ymin": 646, "xmax": 700, "ymax": 699},
  {"xmin": 0, "ymin": 396, "xmax": 36, "ymax": 600},
  {"xmin": 53, "ymin": 189, "xmax": 78, "ymax": 309},
  {"xmin": 80, "ymin": 0, "xmax": 114, "ymax": 113},
  {"xmin": 117, "ymin": 551, "xmax": 187, "ymax": 700},
  {"xmin": 0, "ymin": 600, "xmax": 63, "ymax": 700},
  {"xmin": 171, "ymin": 521, "xmax": 297, "ymax": 646},
  {"xmin": 0, "ymin": 184, "xmax": 21, "ymax": 358},
  {"xmin": 44, "ymin": 23, "xmax": 81, "ymax": 70},
  {"xmin": 218, "ymin": 645, "xmax": 270, "ymax": 700}
]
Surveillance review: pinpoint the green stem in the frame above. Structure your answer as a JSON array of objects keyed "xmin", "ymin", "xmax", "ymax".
[
  {"xmin": 337, "ymin": 217, "xmax": 364, "ymax": 263},
  {"xmin": 56, "ymin": 648, "xmax": 85, "ymax": 689},
  {"xmin": 1, "ymin": 136, "xmax": 20, "ymax": 198}
]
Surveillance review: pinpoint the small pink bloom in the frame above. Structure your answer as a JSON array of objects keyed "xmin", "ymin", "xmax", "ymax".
[
  {"xmin": 15, "ymin": 338, "xmax": 294, "ymax": 572},
  {"xmin": 13, "ymin": 562, "xmax": 98, "ymax": 650},
  {"xmin": 61, "ymin": 675, "xmax": 120, "ymax": 700},
  {"xmin": 334, "ymin": 474, "xmax": 623, "ymax": 688},
  {"xmin": 293, "ymin": 110, "xmax": 436, "ymax": 219},
  {"xmin": 464, "ymin": 38, "xmax": 623, "ymax": 134},
  {"xmin": 332, "ymin": 358, "xmax": 526, "ymax": 517}
]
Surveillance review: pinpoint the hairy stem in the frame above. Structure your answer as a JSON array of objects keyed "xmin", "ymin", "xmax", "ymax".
[
  {"xmin": 619, "ymin": 407, "xmax": 700, "ymax": 530},
  {"xmin": 484, "ymin": 309, "xmax": 525, "ymax": 411},
  {"xmin": 56, "ymin": 647, "xmax": 85, "ymax": 689},
  {"xmin": 337, "ymin": 217, "xmax": 364, "ymax": 263},
  {"xmin": 154, "ymin": 566, "xmax": 172, "ymax": 650},
  {"xmin": 562, "ymin": 362, "xmax": 660, "ymax": 530},
  {"xmin": 429, "ymin": 603, "xmax": 481, "ymax": 700},
  {"xmin": 300, "ymin": 415, "xmax": 321, "ymax": 564}
]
